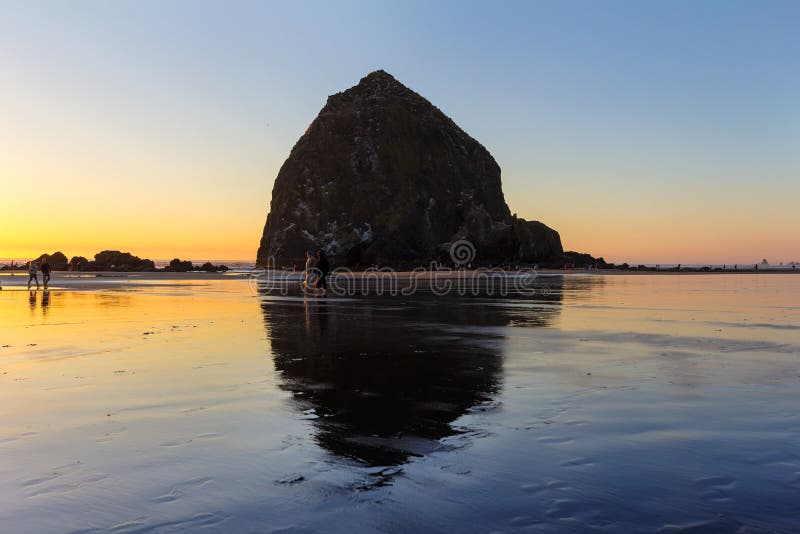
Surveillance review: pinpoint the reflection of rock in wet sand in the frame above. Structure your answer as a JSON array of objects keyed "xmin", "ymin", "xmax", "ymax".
[{"xmin": 260, "ymin": 277, "xmax": 574, "ymax": 466}]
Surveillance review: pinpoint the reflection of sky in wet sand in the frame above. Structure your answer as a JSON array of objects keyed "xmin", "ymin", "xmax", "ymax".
[{"xmin": 1, "ymin": 274, "xmax": 799, "ymax": 532}]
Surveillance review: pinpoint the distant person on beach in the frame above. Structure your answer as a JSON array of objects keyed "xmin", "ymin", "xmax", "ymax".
[
  {"xmin": 303, "ymin": 250, "xmax": 318, "ymax": 290},
  {"xmin": 316, "ymin": 250, "xmax": 330, "ymax": 292},
  {"xmin": 27, "ymin": 260, "xmax": 39, "ymax": 290},
  {"xmin": 41, "ymin": 257, "xmax": 52, "ymax": 289}
]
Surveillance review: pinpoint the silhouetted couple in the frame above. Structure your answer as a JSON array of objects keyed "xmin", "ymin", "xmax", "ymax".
[
  {"xmin": 303, "ymin": 250, "xmax": 330, "ymax": 294},
  {"xmin": 27, "ymin": 257, "xmax": 51, "ymax": 290}
]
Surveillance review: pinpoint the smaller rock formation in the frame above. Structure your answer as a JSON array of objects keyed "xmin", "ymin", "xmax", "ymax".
[
  {"xmin": 166, "ymin": 258, "xmax": 194, "ymax": 272},
  {"xmin": 92, "ymin": 250, "xmax": 155, "ymax": 272},
  {"xmin": 69, "ymin": 256, "xmax": 90, "ymax": 271},
  {"xmin": 511, "ymin": 218, "xmax": 563, "ymax": 264},
  {"xmin": 164, "ymin": 258, "xmax": 229, "ymax": 272},
  {"xmin": 200, "ymin": 262, "xmax": 229, "ymax": 272}
]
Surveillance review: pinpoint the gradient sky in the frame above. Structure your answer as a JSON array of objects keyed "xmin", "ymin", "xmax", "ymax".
[{"xmin": 1, "ymin": 0, "xmax": 798, "ymax": 264}]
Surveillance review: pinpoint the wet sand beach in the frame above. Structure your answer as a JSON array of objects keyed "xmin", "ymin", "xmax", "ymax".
[{"xmin": 1, "ymin": 273, "xmax": 799, "ymax": 532}]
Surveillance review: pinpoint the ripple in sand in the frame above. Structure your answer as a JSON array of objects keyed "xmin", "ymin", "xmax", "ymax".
[
  {"xmin": 559, "ymin": 457, "xmax": 595, "ymax": 468},
  {"xmin": 536, "ymin": 435, "xmax": 574, "ymax": 444},
  {"xmin": 545, "ymin": 498, "xmax": 588, "ymax": 519},
  {"xmin": 152, "ymin": 477, "xmax": 213, "ymax": 503},
  {"xmin": 109, "ymin": 516, "xmax": 149, "ymax": 533},
  {"xmin": 521, "ymin": 480, "xmax": 569, "ymax": 494},
  {"xmin": 26, "ymin": 481, "xmax": 80, "ymax": 498},
  {"xmin": 158, "ymin": 432, "xmax": 223, "ymax": 448},
  {"xmin": 509, "ymin": 515, "xmax": 540, "ymax": 527},
  {"xmin": 693, "ymin": 475, "xmax": 736, "ymax": 501},
  {"xmin": 693, "ymin": 475, "xmax": 735, "ymax": 489},
  {"xmin": 657, "ymin": 517, "xmax": 743, "ymax": 533}
]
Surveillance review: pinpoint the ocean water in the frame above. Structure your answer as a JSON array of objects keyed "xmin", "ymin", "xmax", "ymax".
[{"xmin": 1, "ymin": 273, "xmax": 798, "ymax": 532}]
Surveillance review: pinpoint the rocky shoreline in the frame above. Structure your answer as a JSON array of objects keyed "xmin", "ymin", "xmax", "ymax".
[{"xmin": 1, "ymin": 250, "xmax": 229, "ymax": 273}]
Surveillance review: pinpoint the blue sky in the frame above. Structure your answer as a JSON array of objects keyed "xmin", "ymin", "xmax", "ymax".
[{"xmin": 1, "ymin": 1, "xmax": 798, "ymax": 262}]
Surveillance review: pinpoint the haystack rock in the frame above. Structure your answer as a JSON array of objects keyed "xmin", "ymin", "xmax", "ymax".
[{"xmin": 257, "ymin": 70, "xmax": 563, "ymax": 268}]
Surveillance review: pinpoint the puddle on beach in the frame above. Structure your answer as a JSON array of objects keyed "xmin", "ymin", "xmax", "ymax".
[{"xmin": 1, "ymin": 273, "xmax": 799, "ymax": 532}]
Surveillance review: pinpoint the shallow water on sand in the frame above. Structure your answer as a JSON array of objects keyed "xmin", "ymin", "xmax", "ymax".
[{"xmin": 1, "ymin": 274, "xmax": 799, "ymax": 532}]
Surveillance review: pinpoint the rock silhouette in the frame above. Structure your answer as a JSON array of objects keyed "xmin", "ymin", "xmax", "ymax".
[
  {"xmin": 257, "ymin": 70, "xmax": 563, "ymax": 268},
  {"xmin": 91, "ymin": 250, "xmax": 155, "ymax": 271}
]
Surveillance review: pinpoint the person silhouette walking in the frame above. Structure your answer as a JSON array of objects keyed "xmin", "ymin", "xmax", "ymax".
[{"xmin": 27, "ymin": 260, "xmax": 40, "ymax": 290}]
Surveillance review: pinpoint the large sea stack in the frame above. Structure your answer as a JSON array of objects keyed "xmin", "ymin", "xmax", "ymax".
[{"xmin": 257, "ymin": 70, "xmax": 564, "ymax": 268}]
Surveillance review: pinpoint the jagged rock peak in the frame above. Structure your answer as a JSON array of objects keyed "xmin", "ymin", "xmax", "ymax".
[
  {"xmin": 359, "ymin": 69, "xmax": 403, "ymax": 87},
  {"xmin": 323, "ymin": 69, "xmax": 431, "ymax": 111}
]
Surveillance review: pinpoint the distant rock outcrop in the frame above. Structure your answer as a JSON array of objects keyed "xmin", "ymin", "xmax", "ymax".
[
  {"xmin": 166, "ymin": 258, "xmax": 194, "ymax": 272},
  {"xmin": 92, "ymin": 250, "xmax": 155, "ymax": 272},
  {"xmin": 257, "ymin": 70, "xmax": 564, "ymax": 268},
  {"xmin": 200, "ymin": 262, "xmax": 229, "ymax": 272},
  {"xmin": 69, "ymin": 256, "xmax": 90, "ymax": 271},
  {"xmin": 164, "ymin": 258, "xmax": 229, "ymax": 272}
]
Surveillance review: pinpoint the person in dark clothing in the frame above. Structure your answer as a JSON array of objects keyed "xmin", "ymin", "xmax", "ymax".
[
  {"xmin": 40, "ymin": 257, "xmax": 52, "ymax": 289},
  {"xmin": 316, "ymin": 250, "xmax": 330, "ymax": 292}
]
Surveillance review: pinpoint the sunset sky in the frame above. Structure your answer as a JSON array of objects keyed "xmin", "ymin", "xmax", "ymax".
[{"xmin": 2, "ymin": 1, "xmax": 798, "ymax": 264}]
